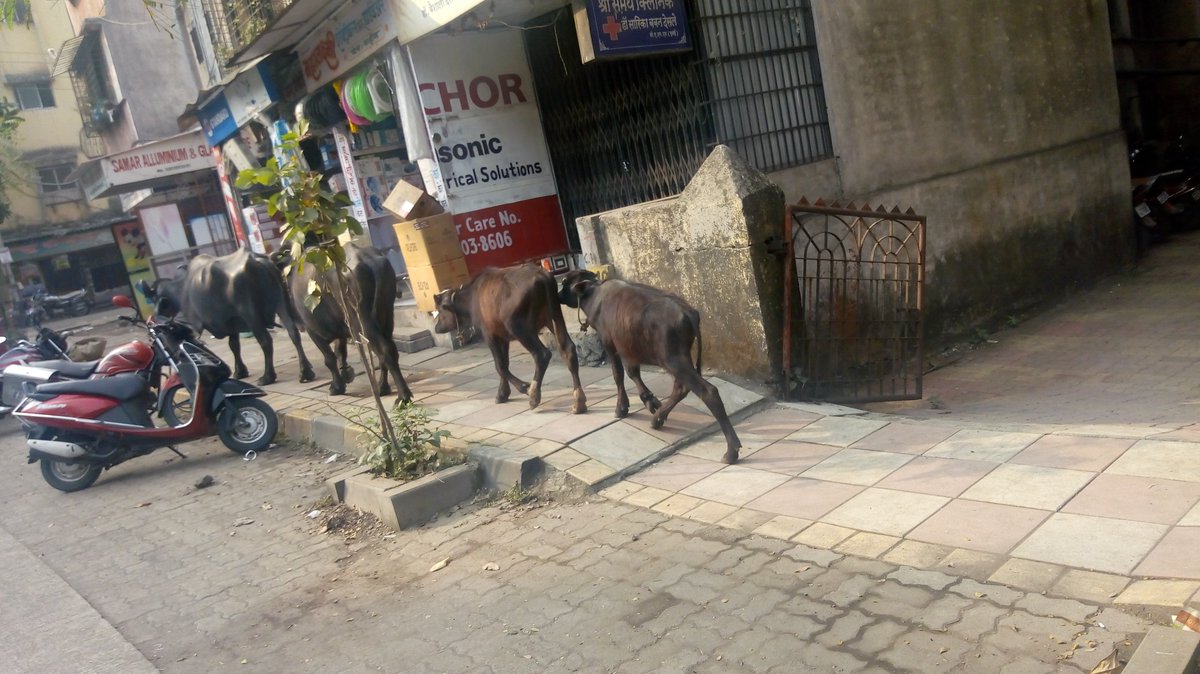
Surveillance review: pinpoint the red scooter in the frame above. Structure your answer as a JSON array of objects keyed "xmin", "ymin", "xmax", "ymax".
[{"xmin": 15, "ymin": 296, "xmax": 278, "ymax": 492}]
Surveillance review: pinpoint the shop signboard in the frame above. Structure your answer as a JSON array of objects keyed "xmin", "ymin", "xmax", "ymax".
[
  {"xmin": 296, "ymin": 0, "xmax": 398, "ymax": 92},
  {"xmin": 198, "ymin": 60, "xmax": 280, "ymax": 146},
  {"xmin": 409, "ymin": 31, "xmax": 569, "ymax": 274},
  {"xmin": 80, "ymin": 131, "xmax": 213, "ymax": 200},
  {"xmin": 574, "ymin": 0, "xmax": 691, "ymax": 62}
]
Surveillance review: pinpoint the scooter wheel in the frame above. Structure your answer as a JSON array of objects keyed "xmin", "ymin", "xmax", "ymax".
[
  {"xmin": 217, "ymin": 397, "xmax": 278, "ymax": 454},
  {"xmin": 71, "ymin": 301, "xmax": 90, "ymax": 317},
  {"xmin": 40, "ymin": 458, "xmax": 102, "ymax": 492}
]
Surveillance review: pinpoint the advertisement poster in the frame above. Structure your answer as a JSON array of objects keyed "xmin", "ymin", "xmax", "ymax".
[
  {"xmin": 111, "ymin": 220, "xmax": 156, "ymax": 318},
  {"xmin": 409, "ymin": 31, "xmax": 569, "ymax": 273}
]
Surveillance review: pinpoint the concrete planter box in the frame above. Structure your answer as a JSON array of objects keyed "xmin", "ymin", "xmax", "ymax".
[{"xmin": 326, "ymin": 462, "xmax": 480, "ymax": 531}]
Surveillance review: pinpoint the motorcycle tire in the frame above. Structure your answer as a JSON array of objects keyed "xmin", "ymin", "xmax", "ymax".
[
  {"xmin": 40, "ymin": 458, "xmax": 102, "ymax": 492},
  {"xmin": 160, "ymin": 384, "xmax": 192, "ymax": 427},
  {"xmin": 217, "ymin": 397, "xmax": 278, "ymax": 454},
  {"xmin": 70, "ymin": 301, "xmax": 90, "ymax": 317}
]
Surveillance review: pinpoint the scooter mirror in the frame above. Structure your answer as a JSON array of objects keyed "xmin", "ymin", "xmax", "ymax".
[{"xmin": 112, "ymin": 295, "xmax": 135, "ymax": 310}]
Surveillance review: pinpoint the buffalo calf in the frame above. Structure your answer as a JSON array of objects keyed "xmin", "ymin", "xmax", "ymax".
[
  {"xmin": 434, "ymin": 264, "xmax": 586, "ymax": 414},
  {"xmin": 558, "ymin": 270, "xmax": 742, "ymax": 464}
]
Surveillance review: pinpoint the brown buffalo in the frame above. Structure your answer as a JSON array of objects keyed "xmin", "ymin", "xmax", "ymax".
[
  {"xmin": 433, "ymin": 264, "xmax": 587, "ymax": 414},
  {"xmin": 558, "ymin": 269, "xmax": 742, "ymax": 464}
]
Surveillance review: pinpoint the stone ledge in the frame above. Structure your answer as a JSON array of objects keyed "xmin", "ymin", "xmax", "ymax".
[
  {"xmin": 1123, "ymin": 626, "xmax": 1200, "ymax": 674},
  {"xmin": 468, "ymin": 445, "xmax": 543, "ymax": 492},
  {"xmin": 333, "ymin": 462, "xmax": 481, "ymax": 531}
]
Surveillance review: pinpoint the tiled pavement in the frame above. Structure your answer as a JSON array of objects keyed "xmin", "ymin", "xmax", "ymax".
[
  {"xmin": 176, "ymin": 229, "xmax": 1200, "ymax": 608},
  {"xmin": 223, "ymin": 332, "xmax": 1200, "ymax": 607}
]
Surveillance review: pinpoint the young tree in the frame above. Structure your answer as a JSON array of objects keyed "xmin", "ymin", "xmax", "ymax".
[
  {"xmin": 235, "ymin": 119, "xmax": 407, "ymax": 463},
  {"xmin": 0, "ymin": 101, "xmax": 23, "ymax": 226}
]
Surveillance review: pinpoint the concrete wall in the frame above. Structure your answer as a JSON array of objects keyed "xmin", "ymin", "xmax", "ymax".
[
  {"xmin": 577, "ymin": 146, "xmax": 786, "ymax": 381},
  {"xmin": 802, "ymin": 0, "xmax": 1133, "ymax": 337},
  {"xmin": 67, "ymin": 0, "xmax": 198, "ymax": 151}
]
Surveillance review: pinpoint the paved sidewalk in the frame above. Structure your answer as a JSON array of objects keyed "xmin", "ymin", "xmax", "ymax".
[
  {"xmin": 212, "ymin": 269, "xmax": 1200, "ymax": 599},
  {"xmin": 0, "ymin": 429, "xmax": 1155, "ymax": 672},
  {"xmin": 0, "ymin": 525, "xmax": 156, "ymax": 674}
]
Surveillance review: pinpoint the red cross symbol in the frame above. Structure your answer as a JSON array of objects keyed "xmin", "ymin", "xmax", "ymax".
[{"xmin": 601, "ymin": 15, "xmax": 621, "ymax": 41}]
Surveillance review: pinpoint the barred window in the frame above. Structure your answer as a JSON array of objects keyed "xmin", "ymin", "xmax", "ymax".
[{"xmin": 693, "ymin": 0, "xmax": 832, "ymax": 172}]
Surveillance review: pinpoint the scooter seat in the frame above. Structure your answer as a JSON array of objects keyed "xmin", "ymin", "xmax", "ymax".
[
  {"xmin": 34, "ymin": 373, "xmax": 147, "ymax": 401},
  {"xmin": 30, "ymin": 359, "xmax": 99, "ymax": 378}
]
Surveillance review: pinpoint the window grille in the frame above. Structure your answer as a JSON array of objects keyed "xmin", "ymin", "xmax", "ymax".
[
  {"xmin": 525, "ymin": 0, "xmax": 831, "ymax": 238},
  {"xmin": 38, "ymin": 164, "xmax": 76, "ymax": 193}
]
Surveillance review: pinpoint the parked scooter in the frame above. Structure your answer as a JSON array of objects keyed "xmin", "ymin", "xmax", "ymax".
[
  {"xmin": 15, "ymin": 295, "xmax": 278, "ymax": 492},
  {"xmin": 0, "ymin": 322, "xmax": 185, "ymax": 423},
  {"xmin": 0, "ymin": 327, "xmax": 71, "ymax": 416}
]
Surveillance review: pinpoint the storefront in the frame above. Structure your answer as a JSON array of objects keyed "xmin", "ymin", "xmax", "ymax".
[{"xmin": 74, "ymin": 129, "xmax": 235, "ymax": 315}]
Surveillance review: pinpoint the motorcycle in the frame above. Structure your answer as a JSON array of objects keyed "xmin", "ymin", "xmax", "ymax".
[
  {"xmin": 21, "ymin": 289, "xmax": 92, "ymax": 327},
  {"xmin": 15, "ymin": 295, "xmax": 278, "ymax": 492},
  {"xmin": 0, "ymin": 327, "xmax": 71, "ymax": 416}
]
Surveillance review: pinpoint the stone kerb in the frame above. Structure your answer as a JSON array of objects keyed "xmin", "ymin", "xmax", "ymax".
[
  {"xmin": 575, "ymin": 145, "xmax": 786, "ymax": 381},
  {"xmin": 301, "ymin": 408, "xmax": 547, "ymax": 532}
]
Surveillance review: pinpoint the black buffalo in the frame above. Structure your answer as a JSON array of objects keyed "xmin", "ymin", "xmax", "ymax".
[
  {"xmin": 145, "ymin": 248, "xmax": 315, "ymax": 386},
  {"xmin": 558, "ymin": 269, "xmax": 742, "ymax": 464},
  {"xmin": 284, "ymin": 242, "xmax": 411, "ymax": 401},
  {"xmin": 433, "ymin": 264, "xmax": 586, "ymax": 413}
]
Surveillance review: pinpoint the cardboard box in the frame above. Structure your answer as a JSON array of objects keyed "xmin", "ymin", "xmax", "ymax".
[
  {"xmin": 406, "ymin": 257, "xmax": 470, "ymax": 312},
  {"xmin": 383, "ymin": 180, "xmax": 443, "ymax": 220},
  {"xmin": 393, "ymin": 213, "xmax": 462, "ymax": 267}
]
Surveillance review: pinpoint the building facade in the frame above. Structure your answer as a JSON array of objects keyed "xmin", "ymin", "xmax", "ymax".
[{"xmin": 0, "ymin": 0, "xmax": 124, "ymax": 297}]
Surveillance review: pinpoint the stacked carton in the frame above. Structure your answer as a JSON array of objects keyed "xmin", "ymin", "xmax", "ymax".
[{"xmin": 385, "ymin": 182, "xmax": 469, "ymax": 311}]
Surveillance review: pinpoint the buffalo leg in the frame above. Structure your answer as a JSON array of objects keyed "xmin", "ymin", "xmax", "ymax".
[
  {"xmin": 357, "ymin": 304, "xmax": 410, "ymax": 401},
  {"xmin": 608, "ymin": 348, "xmax": 629, "ymax": 419},
  {"xmin": 513, "ymin": 326, "xmax": 552, "ymax": 409},
  {"xmin": 228, "ymin": 333, "xmax": 249, "ymax": 380},
  {"xmin": 549, "ymin": 305, "xmax": 587, "ymax": 414},
  {"xmin": 626, "ymin": 365, "xmax": 661, "ymax": 414},
  {"xmin": 279, "ymin": 310, "xmax": 316, "ymax": 383},
  {"xmin": 667, "ymin": 367, "xmax": 742, "ymax": 465},
  {"xmin": 488, "ymin": 337, "xmax": 514, "ymax": 403},
  {"xmin": 251, "ymin": 326, "xmax": 277, "ymax": 386},
  {"xmin": 336, "ymin": 337, "xmax": 356, "ymax": 387},
  {"xmin": 365, "ymin": 328, "xmax": 411, "ymax": 402},
  {"xmin": 314, "ymin": 339, "xmax": 345, "ymax": 395},
  {"xmin": 651, "ymin": 378, "xmax": 689, "ymax": 428}
]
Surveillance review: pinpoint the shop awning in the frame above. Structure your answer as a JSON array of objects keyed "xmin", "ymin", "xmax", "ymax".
[
  {"xmin": 228, "ymin": 0, "xmax": 489, "ymax": 69},
  {"xmin": 73, "ymin": 130, "xmax": 216, "ymax": 200}
]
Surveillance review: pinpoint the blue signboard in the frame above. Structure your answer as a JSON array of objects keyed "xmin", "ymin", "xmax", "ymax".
[
  {"xmin": 199, "ymin": 95, "xmax": 237, "ymax": 146},
  {"xmin": 582, "ymin": 0, "xmax": 691, "ymax": 61},
  {"xmin": 198, "ymin": 61, "xmax": 280, "ymax": 146}
]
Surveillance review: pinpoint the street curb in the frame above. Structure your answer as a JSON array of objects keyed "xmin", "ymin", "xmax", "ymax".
[
  {"xmin": 584, "ymin": 396, "xmax": 773, "ymax": 492},
  {"xmin": 1123, "ymin": 627, "xmax": 1200, "ymax": 674}
]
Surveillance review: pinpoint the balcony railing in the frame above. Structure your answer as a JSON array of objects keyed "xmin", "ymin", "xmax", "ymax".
[{"xmin": 203, "ymin": 0, "xmax": 295, "ymax": 65}]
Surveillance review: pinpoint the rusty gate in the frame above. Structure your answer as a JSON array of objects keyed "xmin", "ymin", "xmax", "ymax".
[{"xmin": 782, "ymin": 199, "xmax": 926, "ymax": 403}]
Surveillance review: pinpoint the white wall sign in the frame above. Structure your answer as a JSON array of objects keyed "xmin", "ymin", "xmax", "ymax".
[
  {"xmin": 139, "ymin": 203, "xmax": 190, "ymax": 256},
  {"xmin": 409, "ymin": 30, "xmax": 568, "ymax": 273}
]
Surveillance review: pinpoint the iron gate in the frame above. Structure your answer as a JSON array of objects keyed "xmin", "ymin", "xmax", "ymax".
[{"xmin": 782, "ymin": 199, "xmax": 926, "ymax": 403}]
